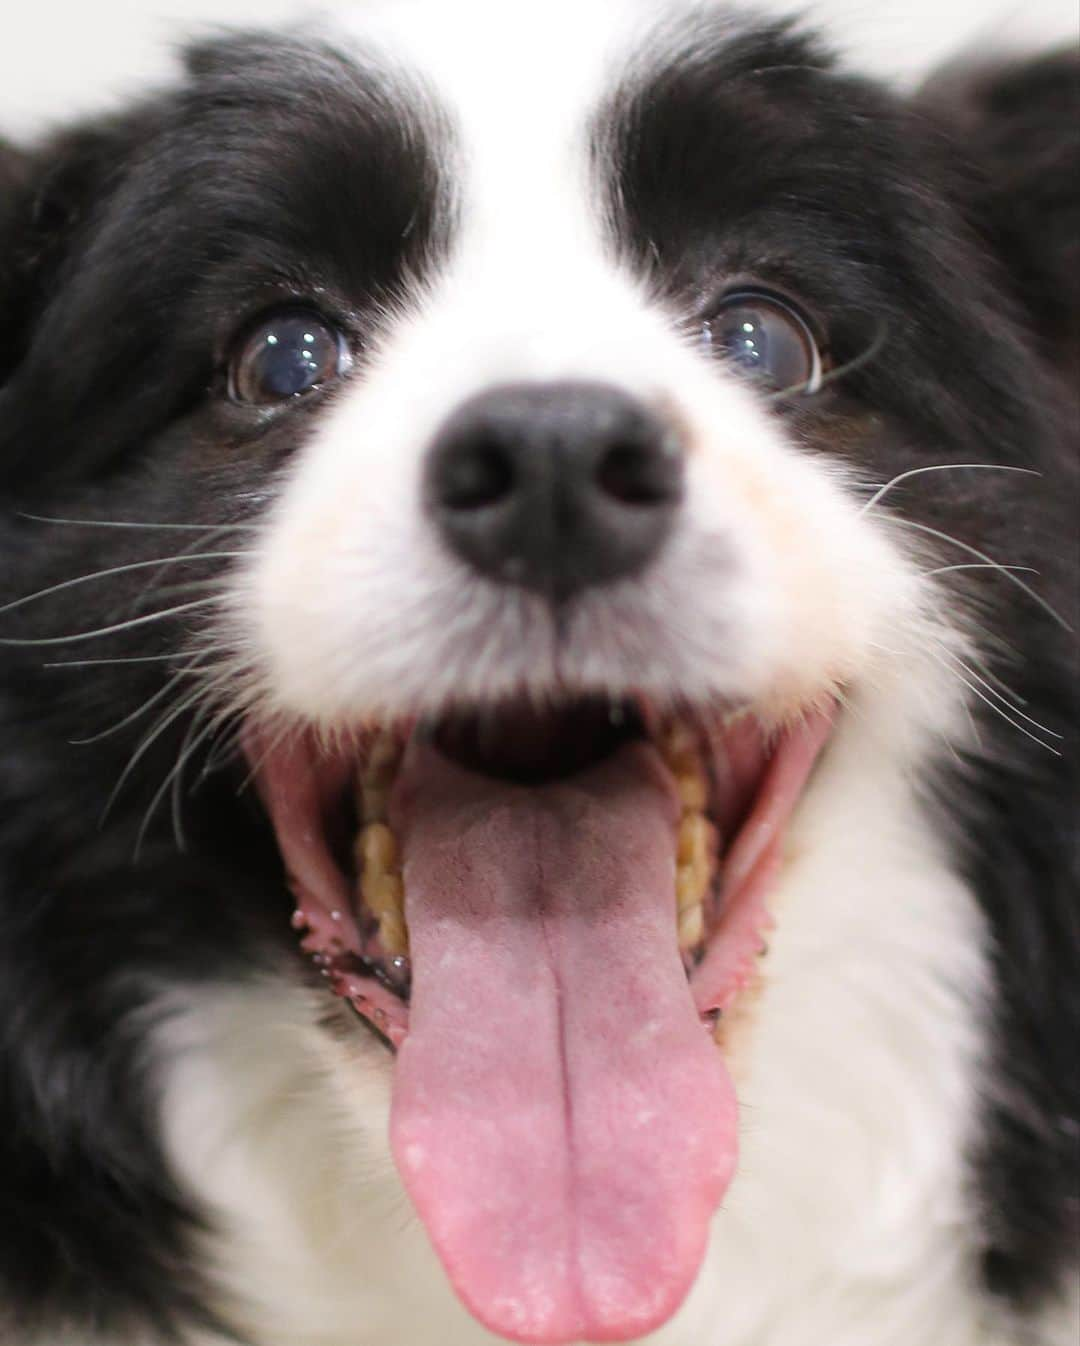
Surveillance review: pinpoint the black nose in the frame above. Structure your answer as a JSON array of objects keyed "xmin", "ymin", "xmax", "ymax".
[{"xmin": 425, "ymin": 381, "xmax": 684, "ymax": 600}]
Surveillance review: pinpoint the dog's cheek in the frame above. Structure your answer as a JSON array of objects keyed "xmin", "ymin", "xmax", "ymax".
[{"xmin": 671, "ymin": 388, "xmax": 922, "ymax": 715}]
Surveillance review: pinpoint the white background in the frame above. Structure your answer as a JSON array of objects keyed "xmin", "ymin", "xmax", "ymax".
[{"xmin": 1, "ymin": 0, "xmax": 1076, "ymax": 141}]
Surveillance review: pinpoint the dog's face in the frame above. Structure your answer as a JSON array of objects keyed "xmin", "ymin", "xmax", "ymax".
[{"xmin": 0, "ymin": 5, "xmax": 1073, "ymax": 1345}]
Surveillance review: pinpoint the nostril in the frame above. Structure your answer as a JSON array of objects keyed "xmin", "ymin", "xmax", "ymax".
[
  {"xmin": 595, "ymin": 441, "xmax": 683, "ymax": 507},
  {"xmin": 436, "ymin": 439, "xmax": 516, "ymax": 511}
]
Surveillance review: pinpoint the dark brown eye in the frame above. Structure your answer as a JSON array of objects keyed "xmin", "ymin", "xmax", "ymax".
[
  {"xmin": 701, "ymin": 291, "xmax": 823, "ymax": 393},
  {"xmin": 229, "ymin": 309, "xmax": 350, "ymax": 405}
]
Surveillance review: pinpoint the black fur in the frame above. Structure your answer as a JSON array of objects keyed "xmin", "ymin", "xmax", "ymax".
[
  {"xmin": 0, "ymin": 23, "xmax": 1075, "ymax": 1343},
  {"xmin": 921, "ymin": 49, "xmax": 1080, "ymax": 371},
  {"xmin": 916, "ymin": 49, "xmax": 1080, "ymax": 1309}
]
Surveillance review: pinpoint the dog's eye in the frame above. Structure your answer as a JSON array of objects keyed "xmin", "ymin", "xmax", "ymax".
[
  {"xmin": 701, "ymin": 291, "xmax": 823, "ymax": 393},
  {"xmin": 229, "ymin": 310, "xmax": 350, "ymax": 405}
]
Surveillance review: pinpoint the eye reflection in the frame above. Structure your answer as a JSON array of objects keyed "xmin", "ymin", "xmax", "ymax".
[
  {"xmin": 701, "ymin": 292, "xmax": 823, "ymax": 393},
  {"xmin": 229, "ymin": 311, "xmax": 350, "ymax": 405}
]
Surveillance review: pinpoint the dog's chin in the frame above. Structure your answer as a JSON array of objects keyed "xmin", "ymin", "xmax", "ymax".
[{"xmin": 245, "ymin": 694, "xmax": 833, "ymax": 1344}]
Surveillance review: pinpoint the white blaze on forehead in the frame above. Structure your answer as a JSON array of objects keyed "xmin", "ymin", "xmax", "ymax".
[
  {"xmin": 327, "ymin": 0, "xmax": 676, "ymax": 385},
  {"xmin": 332, "ymin": 0, "xmax": 648, "ymax": 203}
]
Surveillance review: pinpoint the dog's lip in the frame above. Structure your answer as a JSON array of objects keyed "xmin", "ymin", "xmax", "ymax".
[
  {"xmin": 690, "ymin": 706, "xmax": 833, "ymax": 1016},
  {"xmin": 248, "ymin": 727, "xmax": 411, "ymax": 1044},
  {"xmin": 245, "ymin": 699, "xmax": 834, "ymax": 1041}
]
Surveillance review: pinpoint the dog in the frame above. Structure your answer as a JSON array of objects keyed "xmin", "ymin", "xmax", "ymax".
[{"xmin": 0, "ymin": 3, "xmax": 1076, "ymax": 1344}]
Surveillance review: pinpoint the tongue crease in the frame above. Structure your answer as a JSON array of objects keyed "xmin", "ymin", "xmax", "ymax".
[{"xmin": 389, "ymin": 741, "xmax": 736, "ymax": 1345}]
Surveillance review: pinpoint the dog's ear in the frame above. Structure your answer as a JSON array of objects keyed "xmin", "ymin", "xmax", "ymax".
[
  {"xmin": 0, "ymin": 119, "xmax": 138, "ymax": 386},
  {"xmin": 916, "ymin": 48, "xmax": 1079, "ymax": 370}
]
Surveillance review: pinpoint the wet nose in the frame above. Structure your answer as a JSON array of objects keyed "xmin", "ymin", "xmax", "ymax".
[{"xmin": 424, "ymin": 381, "xmax": 684, "ymax": 601}]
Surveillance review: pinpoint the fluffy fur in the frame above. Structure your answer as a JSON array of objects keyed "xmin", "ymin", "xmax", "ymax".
[{"xmin": 0, "ymin": 4, "xmax": 1076, "ymax": 1344}]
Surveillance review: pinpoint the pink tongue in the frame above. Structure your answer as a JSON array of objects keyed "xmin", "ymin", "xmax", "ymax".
[{"xmin": 389, "ymin": 741, "xmax": 736, "ymax": 1345}]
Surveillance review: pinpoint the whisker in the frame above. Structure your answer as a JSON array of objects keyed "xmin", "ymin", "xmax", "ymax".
[
  {"xmin": 136, "ymin": 581, "xmax": 232, "ymax": 604},
  {"xmin": 763, "ymin": 320, "xmax": 890, "ymax": 403},
  {"xmin": 234, "ymin": 716, "xmax": 295, "ymax": 797},
  {"xmin": 157, "ymin": 708, "xmax": 226, "ymax": 856},
  {"xmin": 132, "ymin": 523, "xmax": 260, "ymax": 607},
  {"xmin": 47, "ymin": 655, "xmax": 175, "ymax": 670},
  {"xmin": 922, "ymin": 563, "xmax": 1038, "ymax": 579},
  {"xmin": 99, "ymin": 676, "xmax": 225, "ymax": 825},
  {"xmin": 956, "ymin": 689, "xmax": 984, "ymax": 753},
  {"xmin": 865, "ymin": 637, "xmax": 972, "ymax": 762},
  {"xmin": 169, "ymin": 712, "xmax": 208, "ymax": 852},
  {"xmin": 953, "ymin": 641, "xmax": 1030, "ymax": 706},
  {"xmin": 934, "ymin": 643, "xmax": 1062, "ymax": 740},
  {"xmin": 136, "ymin": 702, "xmax": 229, "ymax": 859},
  {"xmin": 892, "ymin": 517, "xmax": 1071, "ymax": 632},
  {"xmin": 0, "ymin": 553, "xmax": 250, "ymax": 617},
  {"xmin": 860, "ymin": 463, "xmax": 1039, "ymax": 515},
  {"xmin": 199, "ymin": 718, "xmax": 245, "ymax": 781},
  {"xmin": 930, "ymin": 652, "xmax": 1061, "ymax": 756},
  {"xmin": 71, "ymin": 667, "xmax": 199, "ymax": 746},
  {"xmin": 0, "ymin": 597, "xmax": 222, "ymax": 648},
  {"xmin": 18, "ymin": 512, "xmax": 260, "ymax": 533},
  {"xmin": 43, "ymin": 647, "xmax": 231, "ymax": 670}
]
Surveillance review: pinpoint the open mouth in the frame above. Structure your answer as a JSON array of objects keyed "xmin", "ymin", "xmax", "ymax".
[{"xmin": 249, "ymin": 696, "xmax": 832, "ymax": 1345}]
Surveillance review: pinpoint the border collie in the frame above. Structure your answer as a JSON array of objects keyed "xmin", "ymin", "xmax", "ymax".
[{"xmin": 1, "ymin": 4, "xmax": 1076, "ymax": 1344}]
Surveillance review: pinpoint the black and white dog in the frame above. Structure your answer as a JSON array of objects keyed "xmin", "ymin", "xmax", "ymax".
[{"xmin": 0, "ymin": 3, "xmax": 1076, "ymax": 1344}]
